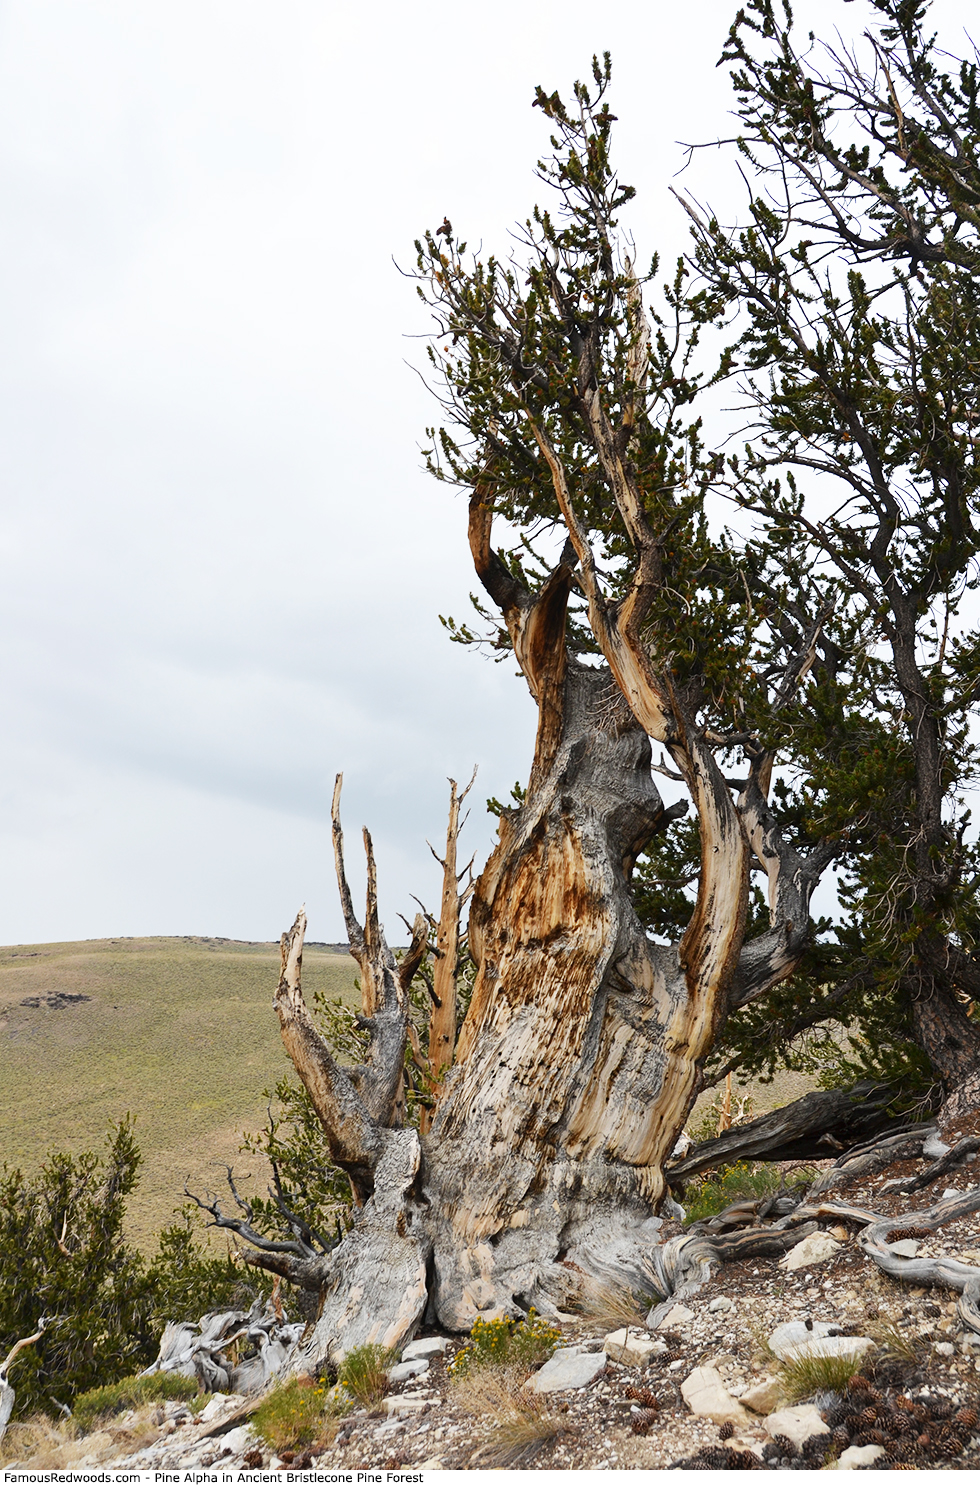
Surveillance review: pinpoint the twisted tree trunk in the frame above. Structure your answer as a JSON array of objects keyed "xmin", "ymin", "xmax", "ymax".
[{"xmin": 225, "ymin": 499, "xmax": 835, "ymax": 1369}]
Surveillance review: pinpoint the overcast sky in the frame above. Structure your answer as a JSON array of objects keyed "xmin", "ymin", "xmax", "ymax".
[{"xmin": 0, "ymin": 0, "xmax": 972, "ymax": 946}]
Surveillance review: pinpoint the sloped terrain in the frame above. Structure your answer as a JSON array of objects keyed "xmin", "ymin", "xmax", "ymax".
[{"xmin": 0, "ymin": 935, "xmax": 359, "ymax": 1247}]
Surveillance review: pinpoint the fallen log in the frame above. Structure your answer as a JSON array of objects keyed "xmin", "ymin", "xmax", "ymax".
[{"xmin": 667, "ymin": 1081, "xmax": 905, "ymax": 1183}]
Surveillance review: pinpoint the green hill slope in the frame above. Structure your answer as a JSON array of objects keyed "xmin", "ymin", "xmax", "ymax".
[{"xmin": 0, "ymin": 936, "xmax": 359, "ymax": 1251}]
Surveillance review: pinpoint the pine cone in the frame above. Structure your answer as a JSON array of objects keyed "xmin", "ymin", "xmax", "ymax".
[
  {"xmin": 624, "ymin": 1385, "xmax": 659, "ymax": 1409},
  {"xmin": 718, "ymin": 1420, "xmax": 735, "ymax": 1441},
  {"xmin": 929, "ymin": 1398, "xmax": 953, "ymax": 1420},
  {"xmin": 771, "ymin": 1433, "xmax": 797, "ymax": 1457},
  {"xmin": 894, "ymin": 1395, "xmax": 916, "ymax": 1413},
  {"xmin": 954, "ymin": 1405, "xmax": 979, "ymax": 1431},
  {"xmin": 630, "ymin": 1408, "xmax": 657, "ymax": 1436},
  {"xmin": 832, "ymin": 1426, "xmax": 851, "ymax": 1449},
  {"xmin": 847, "ymin": 1374, "xmax": 872, "ymax": 1393}
]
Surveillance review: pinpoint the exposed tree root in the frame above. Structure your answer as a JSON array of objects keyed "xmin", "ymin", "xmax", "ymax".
[
  {"xmin": 858, "ymin": 1186, "xmax": 980, "ymax": 1337},
  {"xmin": 879, "ymin": 1136, "xmax": 980, "ymax": 1198},
  {"xmin": 646, "ymin": 1222, "xmax": 819, "ymax": 1326}
]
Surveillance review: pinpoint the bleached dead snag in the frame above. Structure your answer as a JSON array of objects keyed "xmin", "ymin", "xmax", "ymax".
[
  {"xmin": 140, "ymin": 1302, "xmax": 304, "ymax": 1394},
  {"xmin": 0, "ymin": 1323, "xmax": 46, "ymax": 1443},
  {"xmin": 415, "ymin": 770, "xmax": 476, "ymax": 1134}
]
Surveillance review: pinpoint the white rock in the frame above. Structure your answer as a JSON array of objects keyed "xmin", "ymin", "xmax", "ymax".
[
  {"xmin": 401, "ymin": 1336, "xmax": 450, "ymax": 1361},
  {"xmin": 219, "ymin": 1425, "xmax": 254, "ymax": 1455},
  {"xmin": 923, "ymin": 1130, "xmax": 950, "ymax": 1159},
  {"xmin": 414, "ymin": 1458, "xmax": 445, "ymax": 1470},
  {"xmin": 388, "ymin": 1358, "xmax": 429, "ymax": 1382},
  {"xmin": 525, "ymin": 1348, "xmax": 606, "ymax": 1393},
  {"xmin": 768, "ymin": 1320, "xmax": 837, "ymax": 1359},
  {"xmin": 708, "ymin": 1295, "xmax": 733, "ymax": 1313},
  {"xmin": 837, "ymin": 1443, "xmax": 884, "ymax": 1469},
  {"xmin": 657, "ymin": 1303, "xmax": 695, "ymax": 1329},
  {"xmin": 384, "ymin": 1396, "xmax": 435, "ymax": 1416},
  {"xmin": 943, "ymin": 1188, "xmax": 961, "ymax": 1199},
  {"xmin": 793, "ymin": 1335, "xmax": 875, "ymax": 1363},
  {"xmin": 779, "ymin": 1232, "xmax": 842, "ymax": 1271},
  {"xmin": 680, "ymin": 1365, "xmax": 749, "ymax": 1424},
  {"xmin": 603, "ymin": 1329, "xmax": 667, "ymax": 1365},
  {"xmin": 763, "ymin": 1404, "xmax": 830, "ymax": 1450},
  {"xmin": 889, "ymin": 1238, "xmax": 921, "ymax": 1257},
  {"xmin": 196, "ymin": 1394, "xmax": 238, "ymax": 1425},
  {"xmin": 741, "ymin": 1375, "xmax": 784, "ymax": 1414},
  {"xmin": 934, "ymin": 1341, "xmax": 956, "ymax": 1356}
]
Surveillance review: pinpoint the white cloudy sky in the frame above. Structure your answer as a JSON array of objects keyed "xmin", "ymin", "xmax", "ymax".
[{"xmin": 0, "ymin": 0, "xmax": 972, "ymax": 946}]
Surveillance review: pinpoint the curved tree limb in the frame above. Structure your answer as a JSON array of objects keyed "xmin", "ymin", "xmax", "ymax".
[{"xmin": 273, "ymin": 906, "xmax": 382, "ymax": 1204}]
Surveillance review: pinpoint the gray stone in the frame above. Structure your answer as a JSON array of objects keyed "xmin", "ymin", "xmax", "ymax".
[
  {"xmin": 524, "ymin": 1348, "xmax": 606, "ymax": 1393},
  {"xmin": 708, "ymin": 1295, "xmax": 733, "ymax": 1313},
  {"xmin": 388, "ymin": 1358, "xmax": 429, "ymax": 1382},
  {"xmin": 401, "ymin": 1336, "xmax": 450, "ymax": 1361},
  {"xmin": 657, "ymin": 1302, "xmax": 695, "ymax": 1329},
  {"xmin": 889, "ymin": 1239, "xmax": 921, "ymax": 1258},
  {"xmin": 680, "ymin": 1365, "xmax": 749, "ymax": 1424},
  {"xmin": 740, "ymin": 1376, "xmax": 784, "ymax": 1414},
  {"xmin": 603, "ymin": 1329, "xmax": 667, "ymax": 1365},
  {"xmin": 768, "ymin": 1320, "xmax": 837, "ymax": 1359},
  {"xmin": 836, "ymin": 1443, "xmax": 884, "ymax": 1469},
  {"xmin": 779, "ymin": 1232, "xmax": 842, "ymax": 1271},
  {"xmin": 763, "ymin": 1405, "xmax": 830, "ymax": 1450},
  {"xmin": 792, "ymin": 1335, "xmax": 874, "ymax": 1363}
]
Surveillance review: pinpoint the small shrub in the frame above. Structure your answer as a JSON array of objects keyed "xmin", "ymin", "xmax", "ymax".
[
  {"xmin": 778, "ymin": 1349, "xmax": 868, "ymax": 1402},
  {"xmin": 682, "ymin": 1163, "xmax": 815, "ymax": 1226},
  {"xmin": 337, "ymin": 1344, "xmax": 395, "ymax": 1408},
  {"xmin": 251, "ymin": 1377, "xmax": 348, "ymax": 1453},
  {"xmin": 71, "ymin": 1372, "xmax": 202, "ymax": 1435},
  {"xmin": 449, "ymin": 1309, "xmax": 561, "ymax": 1380}
]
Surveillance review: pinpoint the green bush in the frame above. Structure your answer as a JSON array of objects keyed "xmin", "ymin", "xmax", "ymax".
[
  {"xmin": 71, "ymin": 1372, "xmax": 202, "ymax": 1434},
  {"xmin": 252, "ymin": 1377, "xmax": 349, "ymax": 1452},
  {"xmin": 682, "ymin": 1162, "xmax": 815, "ymax": 1226},
  {"xmin": 336, "ymin": 1344, "xmax": 395, "ymax": 1408},
  {"xmin": 449, "ymin": 1310, "xmax": 561, "ymax": 1380},
  {"xmin": 0, "ymin": 1121, "xmax": 259, "ymax": 1422}
]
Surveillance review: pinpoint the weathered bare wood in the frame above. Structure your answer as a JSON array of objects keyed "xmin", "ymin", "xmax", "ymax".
[
  {"xmin": 295, "ymin": 1128, "xmax": 431, "ymax": 1366},
  {"xmin": 879, "ymin": 1136, "xmax": 980, "ymax": 1197},
  {"xmin": 272, "ymin": 907, "xmax": 382, "ymax": 1204},
  {"xmin": 857, "ymin": 1185, "xmax": 980, "ymax": 1335},
  {"xmin": 141, "ymin": 1301, "xmax": 304, "ymax": 1395},
  {"xmin": 807, "ymin": 1124, "xmax": 939, "ymax": 1197},
  {"xmin": 667, "ymin": 1081, "xmax": 902, "ymax": 1182},
  {"xmin": 646, "ymin": 1222, "xmax": 819, "ymax": 1326},
  {"xmin": 330, "ymin": 776, "xmax": 427, "ymax": 1129},
  {"xmin": 0, "ymin": 1324, "xmax": 45, "ymax": 1444},
  {"xmin": 417, "ymin": 769, "xmax": 476, "ymax": 1134}
]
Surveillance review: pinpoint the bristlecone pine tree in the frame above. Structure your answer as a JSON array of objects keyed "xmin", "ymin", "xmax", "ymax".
[{"xmin": 196, "ymin": 59, "xmax": 872, "ymax": 1365}]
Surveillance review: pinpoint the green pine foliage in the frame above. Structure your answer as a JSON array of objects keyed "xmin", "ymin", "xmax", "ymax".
[{"xmin": 0, "ymin": 1122, "xmax": 253, "ymax": 1422}]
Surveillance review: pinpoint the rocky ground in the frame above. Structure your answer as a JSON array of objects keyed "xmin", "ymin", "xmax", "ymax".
[{"xmin": 10, "ymin": 1125, "xmax": 980, "ymax": 1473}]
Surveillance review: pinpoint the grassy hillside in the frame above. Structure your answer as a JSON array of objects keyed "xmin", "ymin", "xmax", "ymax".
[{"xmin": 0, "ymin": 936, "xmax": 359, "ymax": 1251}]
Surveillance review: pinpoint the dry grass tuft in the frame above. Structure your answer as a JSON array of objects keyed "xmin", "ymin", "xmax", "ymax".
[
  {"xmin": 574, "ymin": 1277, "xmax": 653, "ymax": 1330},
  {"xmin": 453, "ymin": 1367, "xmax": 568, "ymax": 1468}
]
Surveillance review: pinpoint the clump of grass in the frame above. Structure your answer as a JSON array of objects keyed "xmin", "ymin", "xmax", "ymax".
[
  {"xmin": 336, "ymin": 1344, "xmax": 396, "ymax": 1409},
  {"xmin": 777, "ymin": 1348, "xmax": 869, "ymax": 1402},
  {"xmin": 448, "ymin": 1310, "xmax": 561, "ymax": 1380},
  {"xmin": 683, "ymin": 1163, "xmax": 815, "ymax": 1226},
  {"xmin": 71, "ymin": 1371, "xmax": 202, "ymax": 1435},
  {"xmin": 452, "ymin": 1367, "xmax": 567, "ymax": 1467},
  {"xmin": 251, "ymin": 1376, "xmax": 349, "ymax": 1453},
  {"xmin": 573, "ymin": 1277, "xmax": 658, "ymax": 1330}
]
